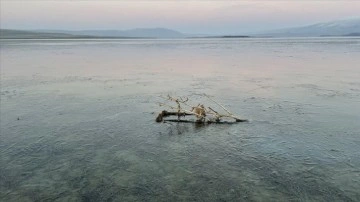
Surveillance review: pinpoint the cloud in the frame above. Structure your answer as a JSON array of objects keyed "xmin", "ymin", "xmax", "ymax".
[{"xmin": 1, "ymin": 1, "xmax": 359, "ymax": 34}]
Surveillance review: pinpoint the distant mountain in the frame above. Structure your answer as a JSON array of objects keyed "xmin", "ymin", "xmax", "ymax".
[
  {"xmin": 0, "ymin": 29, "xmax": 95, "ymax": 39},
  {"xmin": 36, "ymin": 28, "xmax": 185, "ymax": 38},
  {"xmin": 120, "ymin": 28, "xmax": 185, "ymax": 38},
  {"xmin": 342, "ymin": 32, "xmax": 360, "ymax": 36},
  {"xmin": 193, "ymin": 35, "xmax": 250, "ymax": 38},
  {"xmin": 0, "ymin": 28, "xmax": 184, "ymax": 39},
  {"xmin": 257, "ymin": 18, "xmax": 360, "ymax": 37},
  {"xmin": 3, "ymin": 19, "xmax": 359, "ymax": 39}
]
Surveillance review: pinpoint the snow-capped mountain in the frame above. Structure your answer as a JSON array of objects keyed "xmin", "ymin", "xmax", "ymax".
[{"xmin": 258, "ymin": 18, "xmax": 360, "ymax": 37}]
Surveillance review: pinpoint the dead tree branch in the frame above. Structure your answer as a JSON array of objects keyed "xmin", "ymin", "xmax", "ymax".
[{"xmin": 156, "ymin": 95, "xmax": 248, "ymax": 124}]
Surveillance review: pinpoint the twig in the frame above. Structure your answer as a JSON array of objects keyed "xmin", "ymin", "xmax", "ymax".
[
  {"xmin": 164, "ymin": 95, "xmax": 209, "ymax": 121},
  {"xmin": 204, "ymin": 94, "xmax": 247, "ymax": 121},
  {"xmin": 204, "ymin": 94, "xmax": 233, "ymax": 115}
]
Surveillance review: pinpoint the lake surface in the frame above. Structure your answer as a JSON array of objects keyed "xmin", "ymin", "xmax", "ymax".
[{"xmin": 1, "ymin": 38, "xmax": 360, "ymax": 201}]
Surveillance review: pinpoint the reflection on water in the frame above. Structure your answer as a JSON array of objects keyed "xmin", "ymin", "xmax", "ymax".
[{"xmin": 1, "ymin": 38, "xmax": 360, "ymax": 201}]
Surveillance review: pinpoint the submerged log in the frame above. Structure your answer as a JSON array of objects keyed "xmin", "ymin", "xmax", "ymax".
[
  {"xmin": 234, "ymin": 118, "xmax": 248, "ymax": 122},
  {"xmin": 163, "ymin": 119, "xmax": 246, "ymax": 124},
  {"xmin": 155, "ymin": 110, "xmax": 192, "ymax": 122},
  {"xmin": 155, "ymin": 110, "xmax": 248, "ymax": 123}
]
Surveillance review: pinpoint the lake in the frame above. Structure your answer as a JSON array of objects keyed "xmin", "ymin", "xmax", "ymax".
[{"xmin": 1, "ymin": 38, "xmax": 360, "ymax": 201}]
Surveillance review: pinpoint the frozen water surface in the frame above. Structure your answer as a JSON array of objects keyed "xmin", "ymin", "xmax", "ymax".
[{"xmin": 1, "ymin": 38, "xmax": 360, "ymax": 201}]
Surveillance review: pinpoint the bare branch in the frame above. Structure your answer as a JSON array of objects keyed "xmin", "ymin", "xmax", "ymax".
[
  {"xmin": 204, "ymin": 94, "xmax": 233, "ymax": 115},
  {"xmin": 156, "ymin": 94, "xmax": 247, "ymax": 123}
]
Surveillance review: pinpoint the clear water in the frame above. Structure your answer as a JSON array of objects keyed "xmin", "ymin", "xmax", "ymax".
[{"xmin": 1, "ymin": 38, "xmax": 360, "ymax": 201}]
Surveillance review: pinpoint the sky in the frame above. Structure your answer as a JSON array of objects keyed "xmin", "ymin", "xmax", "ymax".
[{"xmin": 1, "ymin": 0, "xmax": 360, "ymax": 34}]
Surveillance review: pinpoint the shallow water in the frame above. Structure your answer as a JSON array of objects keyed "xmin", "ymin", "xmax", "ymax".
[{"xmin": 1, "ymin": 38, "xmax": 360, "ymax": 201}]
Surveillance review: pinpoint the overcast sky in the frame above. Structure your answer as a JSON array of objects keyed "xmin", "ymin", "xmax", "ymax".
[{"xmin": 1, "ymin": 1, "xmax": 359, "ymax": 34}]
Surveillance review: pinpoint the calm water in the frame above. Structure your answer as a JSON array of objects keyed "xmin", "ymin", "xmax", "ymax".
[{"xmin": 1, "ymin": 38, "xmax": 360, "ymax": 201}]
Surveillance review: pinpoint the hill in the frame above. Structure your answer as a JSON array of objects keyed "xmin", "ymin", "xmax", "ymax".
[
  {"xmin": 0, "ymin": 29, "xmax": 94, "ymax": 39},
  {"xmin": 35, "ymin": 28, "xmax": 185, "ymax": 38},
  {"xmin": 257, "ymin": 18, "xmax": 360, "ymax": 37}
]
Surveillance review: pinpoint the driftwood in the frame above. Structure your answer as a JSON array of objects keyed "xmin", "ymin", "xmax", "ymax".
[
  {"xmin": 156, "ymin": 110, "xmax": 192, "ymax": 122},
  {"xmin": 156, "ymin": 94, "xmax": 248, "ymax": 124}
]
